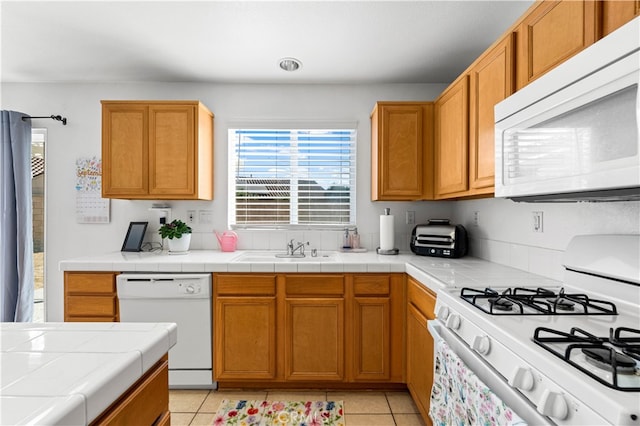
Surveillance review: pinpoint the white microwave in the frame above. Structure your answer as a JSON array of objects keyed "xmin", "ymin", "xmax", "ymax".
[{"xmin": 494, "ymin": 17, "xmax": 640, "ymax": 202}]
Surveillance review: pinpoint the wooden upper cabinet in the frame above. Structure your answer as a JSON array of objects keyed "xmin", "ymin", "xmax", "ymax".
[
  {"xmin": 601, "ymin": 0, "xmax": 640, "ymax": 36},
  {"xmin": 516, "ymin": 0, "xmax": 598, "ymax": 89},
  {"xmin": 371, "ymin": 102, "xmax": 434, "ymax": 201},
  {"xmin": 468, "ymin": 34, "xmax": 515, "ymax": 194},
  {"xmin": 434, "ymin": 76, "xmax": 469, "ymax": 198},
  {"xmin": 102, "ymin": 100, "xmax": 213, "ymax": 200}
]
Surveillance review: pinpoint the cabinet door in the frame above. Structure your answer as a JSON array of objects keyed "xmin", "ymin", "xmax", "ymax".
[
  {"xmin": 406, "ymin": 303, "xmax": 434, "ymax": 425},
  {"xmin": 215, "ymin": 297, "xmax": 277, "ymax": 380},
  {"xmin": 284, "ymin": 298, "xmax": 344, "ymax": 381},
  {"xmin": 434, "ymin": 76, "xmax": 469, "ymax": 198},
  {"xmin": 601, "ymin": 0, "xmax": 640, "ymax": 36},
  {"xmin": 352, "ymin": 297, "xmax": 390, "ymax": 381},
  {"xmin": 102, "ymin": 104, "xmax": 148, "ymax": 197},
  {"xmin": 469, "ymin": 34, "xmax": 514, "ymax": 193},
  {"xmin": 371, "ymin": 103, "xmax": 433, "ymax": 201},
  {"xmin": 148, "ymin": 105, "xmax": 196, "ymax": 197},
  {"xmin": 517, "ymin": 0, "xmax": 598, "ymax": 89}
]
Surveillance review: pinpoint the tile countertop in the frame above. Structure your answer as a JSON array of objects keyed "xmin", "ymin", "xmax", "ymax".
[
  {"xmin": 0, "ymin": 322, "xmax": 177, "ymax": 426},
  {"xmin": 59, "ymin": 250, "xmax": 560, "ymax": 293}
]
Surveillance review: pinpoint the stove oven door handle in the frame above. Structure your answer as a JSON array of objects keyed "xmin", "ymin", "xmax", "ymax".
[{"xmin": 427, "ymin": 320, "xmax": 551, "ymax": 426}]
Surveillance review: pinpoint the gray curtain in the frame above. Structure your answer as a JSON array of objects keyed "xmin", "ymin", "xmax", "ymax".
[{"xmin": 1, "ymin": 110, "xmax": 34, "ymax": 322}]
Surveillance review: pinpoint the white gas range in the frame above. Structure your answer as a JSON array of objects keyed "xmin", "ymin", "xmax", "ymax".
[{"xmin": 430, "ymin": 235, "xmax": 640, "ymax": 426}]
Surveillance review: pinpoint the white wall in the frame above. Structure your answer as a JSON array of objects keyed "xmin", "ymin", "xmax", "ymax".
[
  {"xmin": 452, "ymin": 198, "xmax": 640, "ymax": 281},
  {"xmin": 5, "ymin": 81, "xmax": 638, "ymax": 320},
  {"xmin": 2, "ymin": 81, "xmax": 452, "ymax": 321}
]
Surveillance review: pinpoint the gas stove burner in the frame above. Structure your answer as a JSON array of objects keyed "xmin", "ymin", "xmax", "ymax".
[
  {"xmin": 582, "ymin": 347, "xmax": 638, "ymax": 375},
  {"xmin": 488, "ymin": 297, "xmax": 514, "ymax": 311},
  {"xmin": 534, "ymin": 326, "xmax": 640, "ymax": 391},
  {"xmin": 548, "ymin": 297, "xmax": 575, "ymax": 311},
  {"xmin": 460, "ymin": 286, "xmax": 618, "ymax": 316},
  {"xmin": 623, "ymin": 347, "xmax": 640, "ymax": 361}
]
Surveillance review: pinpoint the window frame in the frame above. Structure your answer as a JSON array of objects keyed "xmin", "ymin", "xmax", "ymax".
[{"xmin": 227, "ymin": 125, "xmax": 357, "ymax": 230}]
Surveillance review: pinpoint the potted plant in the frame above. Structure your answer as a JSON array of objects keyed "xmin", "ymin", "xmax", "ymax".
[{"xmin": 159, "ymin": 219, "xmax": 192, "ymax": 253}]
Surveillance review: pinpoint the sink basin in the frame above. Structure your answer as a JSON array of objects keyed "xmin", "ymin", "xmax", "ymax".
[{"xmin": 232, "ymin": 251, "xmax": 339, "ymax": 262}]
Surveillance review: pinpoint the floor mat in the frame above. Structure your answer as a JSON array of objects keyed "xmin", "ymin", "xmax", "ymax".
[{"xmin": 213, "ymin": 399, "xmax": 345, "ymax": 425}]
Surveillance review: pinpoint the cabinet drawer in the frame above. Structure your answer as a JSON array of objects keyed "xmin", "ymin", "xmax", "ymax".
[
  {"xmin": 66, "ymin": 316, "xmax": 117, "ymax": 322},
  {"xmin": 216, "ymin": 275, "xmax": 276, "ymax": 296},
  {"xmin": 407, "ymin": 278, "xmax": 436, "ymax": 318},
  {"xmin": 66, "ymin": 273, "xmax": 116, "ymax": 294},
  {"xmin": 285, "ymin": 275, "xmax": 344, "ymax": 296},
  {"xmin": 91, "ymin": 358, "xmax": 169, "ymax": 426},
  {"xmin": 353, "ymin": 275, "xmax": 390, "ymax": 296},
  {"xmin": 66, "ymin": 295, "xmax": 117, "ymax": 317}
]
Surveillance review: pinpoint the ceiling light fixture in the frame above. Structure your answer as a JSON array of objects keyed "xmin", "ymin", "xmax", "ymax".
[{"xmin": 279, "ymin": 57, "xmax": 302, "ymax": 72}]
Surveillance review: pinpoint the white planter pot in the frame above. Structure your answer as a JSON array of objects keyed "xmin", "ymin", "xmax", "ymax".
[{"xmin": 167, "ymin": 233, "xmax": 191, "ymax": 253}]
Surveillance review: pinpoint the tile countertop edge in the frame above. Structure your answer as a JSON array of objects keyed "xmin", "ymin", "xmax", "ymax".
[
  {"xmin": 58, "ymin": 250, "xmax": 492, "ymax": 294},
  {"xmin": 58, "ymin": 249, "xmax": 558, "ymax": 294}
]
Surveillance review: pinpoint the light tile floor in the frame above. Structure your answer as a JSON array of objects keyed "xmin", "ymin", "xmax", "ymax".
[{"xmin": 169, "ymin": 389, "xmax": 426, "ymax": 426}]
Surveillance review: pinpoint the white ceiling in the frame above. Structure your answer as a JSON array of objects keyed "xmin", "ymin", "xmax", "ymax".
[{"xmin": 1, "ymin": 1, "xmax": 533, "ymax": 85}]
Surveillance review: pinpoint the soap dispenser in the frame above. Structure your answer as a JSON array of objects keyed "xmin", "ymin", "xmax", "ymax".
[
  {"xmin": 350, "ymin": 228, "xmax": 360, "ymax": 249},
  {"xmin": 342, "ymin": 228, "xmax": 351, "ymax": 249}
]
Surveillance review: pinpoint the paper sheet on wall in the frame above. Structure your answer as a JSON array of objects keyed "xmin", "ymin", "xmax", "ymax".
[{"xmin": 75, "ymin": 156, "xmax": 110, "ymax": 223}]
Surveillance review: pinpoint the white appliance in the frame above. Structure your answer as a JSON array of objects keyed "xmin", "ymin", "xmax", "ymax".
[
  {"xmin": 494, "ymin": 17, "xmax": 640, "ymax": 202},
  {"xmin": 430, "ymin": 235, "xmax": 640, "ymax": 425},
  {"xmin": 116, "ymin": 273, "xmax": 214, "ymax": 388}
]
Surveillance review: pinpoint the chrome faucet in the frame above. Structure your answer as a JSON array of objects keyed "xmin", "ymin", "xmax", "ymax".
[{"xmin": 287, "ymin": 239, "xmax": 309, "ymax": 256}]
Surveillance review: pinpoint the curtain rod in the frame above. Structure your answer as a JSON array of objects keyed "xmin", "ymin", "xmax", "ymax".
[{"xmin": 21, "ymin": 115, "xmax": 67, "ymax": 125}]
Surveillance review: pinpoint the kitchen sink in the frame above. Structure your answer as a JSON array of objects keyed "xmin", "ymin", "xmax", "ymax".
[{"xmin": 232, "ymin": 251, "xmax": 339, "ymax": 262}]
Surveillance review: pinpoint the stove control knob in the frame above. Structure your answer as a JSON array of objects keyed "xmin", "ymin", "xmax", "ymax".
[
  {"xmin": 436, "ymin": 306, "xmax": 450, "ymax": 320},
  {"xmin": 537, "ymin": 390, "xmax": 568, "ymax": 420},
  {"xmin": 509, "ymin": 367, "xmax": 535, "ymax": 391},
  {"xmin": 445, "ymin": 313, "xmax": 461, "ymax": 330},
  {"xmin": 471, "ymin": 335, "xmax": 491, "ymax": 354}
]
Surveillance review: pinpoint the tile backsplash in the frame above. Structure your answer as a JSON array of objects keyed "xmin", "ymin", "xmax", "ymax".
[{"xmin": 188, "ymin": 229, "xmax": 416, "ymax": 253}]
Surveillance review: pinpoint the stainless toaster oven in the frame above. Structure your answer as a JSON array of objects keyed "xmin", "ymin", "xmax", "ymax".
[{"xmin": 410, "ymin": 219, "xmax": 468, "ymax": 258}]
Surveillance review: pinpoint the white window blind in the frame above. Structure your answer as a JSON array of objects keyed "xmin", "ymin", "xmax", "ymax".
[{"xmin": 228, "ymin": 128, "xmax": 357, "ymax": 228}]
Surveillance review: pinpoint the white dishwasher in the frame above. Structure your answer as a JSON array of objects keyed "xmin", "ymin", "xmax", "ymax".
[{"xmin": 116, "ymin": 273, "xmax": 214, "ymax": 388}]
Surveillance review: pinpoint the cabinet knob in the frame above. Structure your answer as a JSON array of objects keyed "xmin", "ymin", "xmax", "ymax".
[
  {"xmin": 445, "ymin": 313, "xmax": 461, "ymax": 330},
  {"xmin": 509, "ymin": 367, "xmax": 535, "ymax": 391},
  {"xmin": 537, "ymin": 390, "xmax": 569, "ymax": 420},
  {"xmin": 471, "ymin": 335, "xmax": 491, "ymax": 355}
]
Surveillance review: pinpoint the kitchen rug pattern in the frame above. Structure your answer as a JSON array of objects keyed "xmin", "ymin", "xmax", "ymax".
[{"xmin": 213, "ymin": 399, "xmax": 344, "ymax": 426}]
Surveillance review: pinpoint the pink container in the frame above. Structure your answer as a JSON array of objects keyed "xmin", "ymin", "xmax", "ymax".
[{"xmin": 215, "ymin": 230, "xmax": 238, "ymax": 252}]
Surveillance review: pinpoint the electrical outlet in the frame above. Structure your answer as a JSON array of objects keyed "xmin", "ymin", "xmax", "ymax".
[
  {"xmin": 187, "ymin": 210, "xmax": 196, "ymax": 224},
  {"xmin": 533, "ymin": 211, "xmax": 544, "ymax": 233},
  {"xmin": 406, "ymin": 211, "xmax": 415, "ymax": 225},
  {"xmin": 473, "ymin": 211, "xmax": 480, "ymax": 226},
  {"xmin": 199, "ymin": 210, "xmax": 213, "ymax": 225}
]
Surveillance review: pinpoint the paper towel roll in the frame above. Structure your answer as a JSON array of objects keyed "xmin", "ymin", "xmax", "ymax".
[{"xmin": 380, "ymin": 214, "xmax": 395, "ymax": 250}]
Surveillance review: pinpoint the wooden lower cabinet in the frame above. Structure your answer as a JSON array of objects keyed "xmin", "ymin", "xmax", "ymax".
[
  {"xmin": 406, "ymin": 277, "xmax": 436, "ymax": 425},
  {"xmin": 285, "ymin": 298, "xmax": 345, "ymax": 381},
  {"xmin": 91, "ymin": 357, "xmax": 169, "ymax": 426},
  {"xmin": 64, "ymin": 272, "xmax": 119, "ymax": 322},
  {"xmin": 213, "ymin": 273, "xmax": 405, "ymax": 386},
  {"xmin": 214, "ymin": 275, "xmax": 277, "ymax": 380},
  {"xmin": 351, "ymin": 274, "xmax": 404, "ymax": 383}
]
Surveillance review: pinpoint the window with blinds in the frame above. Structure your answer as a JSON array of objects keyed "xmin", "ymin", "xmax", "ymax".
[{"xmin": 228, "ymin": 128, "xmax": 357, "ymax": 228}]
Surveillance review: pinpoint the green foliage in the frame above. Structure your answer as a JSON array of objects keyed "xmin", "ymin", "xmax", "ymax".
[{"xmin": 158, "ymin": 219, "xmax": 192, "ymax": 240}]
